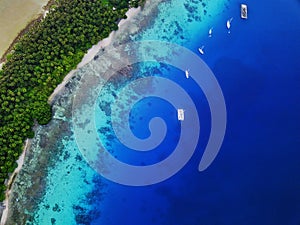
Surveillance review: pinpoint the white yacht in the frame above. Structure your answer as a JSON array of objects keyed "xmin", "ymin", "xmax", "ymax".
[
  {"xmin": 208, "ymin": 27, "xmax": 213, "ymax": 37},
  {"xmin": 177, "ymin": 109, "xmax": 185, "ymax": 121},
  {"xmin": 198, "ymin": 46, "xmax": 205, "ymax": 55},
  {"xmin": 185, "ymin": 69, "xmax": 189, "ymax": 79},
  {"xmin": 226, "ymin": 17, "xmax": 233, "ymax": 32},
  {"xmin": 241, "ymin": 4, "xmax": 248, "ymax": 19}
]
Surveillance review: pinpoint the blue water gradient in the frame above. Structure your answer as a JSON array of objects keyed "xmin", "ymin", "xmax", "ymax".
[{"xmin": 32, "ymin": 0, "xmax": 300, "ymax": 224}]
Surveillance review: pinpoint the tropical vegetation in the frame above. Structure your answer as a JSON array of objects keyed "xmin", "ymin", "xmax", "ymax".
[{"xmin": 0, "ymin": 0, "xmax": 145, "ymax": 201}]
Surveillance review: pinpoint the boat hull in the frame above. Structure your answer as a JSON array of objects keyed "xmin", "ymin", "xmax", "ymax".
[{"xmin": 241, "ymin": 4, "xmax": 248, "ymax": 19}]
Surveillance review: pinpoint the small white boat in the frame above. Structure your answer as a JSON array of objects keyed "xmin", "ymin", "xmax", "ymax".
[
  {"xmin": 241, "ymin": 4, "xmax": 248, "ymax": 19},
  {"xmin": 185, "ymin": 69, "xmax": 189, "ymax": 79},
  {"xmin": 226, "ymin": 17, "xmax": 233, "ymax": 32},
  {"xmin": 177, "ymin": 109, "xmax": 185, "ymax": 121},
  {"xmin": 208, "ymin": 27, "xmax": 213, "ymax": 37},
  {"xmin": 198, "ymin": 46, "xmax": 205, "ymax": 55}
]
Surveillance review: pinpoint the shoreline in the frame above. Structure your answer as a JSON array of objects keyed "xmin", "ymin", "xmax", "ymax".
[
  {"xmin": 1, "ymin": 5, "xmax": 143, "ymax": 225},
  {"xmin": 48, "ymin": 6, "xmax": 142, "ymax": 104},
  {"xmin": 0, "ymin": 0, "xmax": 54, "ymax": 63},
  {"xmin": 0, "ymin": 140, "xmax": 30, "ymax": 225},
  {"xmin": 0, "ymin": 1, "xmax": 54, "ymax": 223}
]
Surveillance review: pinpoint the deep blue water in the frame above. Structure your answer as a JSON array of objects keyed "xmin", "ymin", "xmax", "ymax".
[
  {"xmin": 91, "ymin": 1, "xmax": 300, "ymax": 225},
  {"xmin": 32, "ymin": 0, "xmax": 300, "ymax": 224}
]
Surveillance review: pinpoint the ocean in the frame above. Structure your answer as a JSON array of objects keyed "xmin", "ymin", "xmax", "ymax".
[{"xmin": 9, "ymin": 0, "xmax": 300, "ymax": 224}]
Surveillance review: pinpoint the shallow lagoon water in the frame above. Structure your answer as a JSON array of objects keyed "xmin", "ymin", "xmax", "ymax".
[{"xmin": 11, "ymin": 0, "xmax": 300, "ymax": 224}]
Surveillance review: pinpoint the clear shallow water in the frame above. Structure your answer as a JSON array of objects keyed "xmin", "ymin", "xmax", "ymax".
[{"xmin": 27, "ymin": 0, "xmax": 300, "ymax": 224}]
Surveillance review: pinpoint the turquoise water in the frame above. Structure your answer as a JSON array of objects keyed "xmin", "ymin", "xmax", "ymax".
[{"xmin": 27, "ymin": 0, "xmax": 300, "ymax": 224}]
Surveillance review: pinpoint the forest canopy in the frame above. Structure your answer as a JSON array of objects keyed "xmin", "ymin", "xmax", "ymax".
[{"xmin": 0, "ymin": 0, "xmax": 145, "ymax": 201}]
